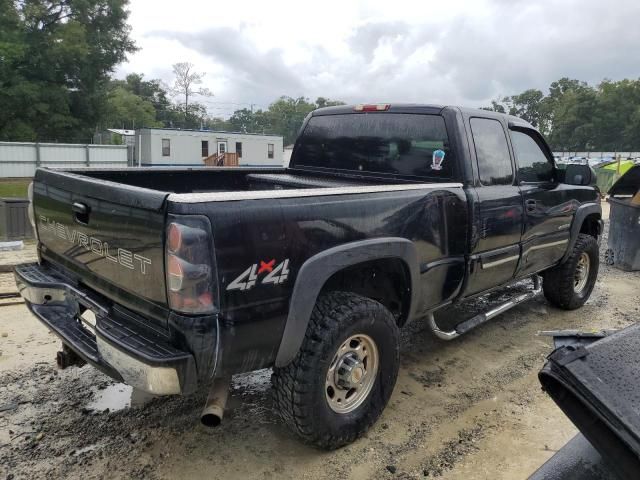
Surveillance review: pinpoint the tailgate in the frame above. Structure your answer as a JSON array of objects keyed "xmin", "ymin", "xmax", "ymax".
[{"xmin": 32, "ymin": 169, "xmax": 169, "ymax": 322}]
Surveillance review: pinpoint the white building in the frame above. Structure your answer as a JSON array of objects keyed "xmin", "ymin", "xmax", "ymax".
[
  {"xmin": 94, "ymin": 129, "xmax": 136, "ymax": 147},
  {"xmin": 283, "ymin": 144, "xmax": 294, "ymax": 167},
  {"xmin": 135, "ymin": 128, "xmax": 284, "ymax": 167}
]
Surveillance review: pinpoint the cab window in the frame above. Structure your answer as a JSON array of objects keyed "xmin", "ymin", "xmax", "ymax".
[
  {"xmin": 510, "ymin": 130, "xmax": 554, "ymax": 182},
  {"xmin": 470, "ymin": 118, "xmax": 513, "ymax": 186}
]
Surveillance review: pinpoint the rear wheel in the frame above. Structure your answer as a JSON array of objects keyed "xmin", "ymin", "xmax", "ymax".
[
  {"xmin": 272, "ymin": 291, "xmax": 400, "ymax": 449},
  {"xmin": 543, "ymin": 234, "xmax": 599, "ymax": 310}
]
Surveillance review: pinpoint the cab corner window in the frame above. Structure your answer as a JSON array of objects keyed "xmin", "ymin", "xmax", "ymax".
[
  {"xmin": 470, "ymin": 118, "xmax": 513, "ymax": 186},
  {"xmin": 510, "ymin": 130, "xmax": 554, "ymax": 183}
]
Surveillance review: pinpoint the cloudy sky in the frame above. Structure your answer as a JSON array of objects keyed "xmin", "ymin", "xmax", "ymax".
[{"xmin": 117, "ymin": 0, "xmax": 640, "ymax": 117}]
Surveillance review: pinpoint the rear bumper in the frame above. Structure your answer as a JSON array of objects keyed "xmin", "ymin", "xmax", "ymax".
[{"xmin": 14, "ymin": 262, "xmax": 198, "ymax": 395}]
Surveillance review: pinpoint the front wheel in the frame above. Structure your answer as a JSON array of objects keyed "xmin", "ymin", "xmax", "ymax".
[
  {"xmin": 543, "ymin": 233, "xmax": 599, "ymax": 310},
  {"xmin": 272, "ymin": 291, "xmax": 400, "ymax": 449}
]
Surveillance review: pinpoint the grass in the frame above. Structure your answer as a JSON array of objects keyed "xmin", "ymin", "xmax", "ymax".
[{"xmin": 0, "ymin": 179, "xmax": 31, "ymax": 198}]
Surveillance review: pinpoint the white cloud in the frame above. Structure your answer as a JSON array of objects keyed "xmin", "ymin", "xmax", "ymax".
[{"xmin": 117, "ymin": 0, "xmax": 640, "ymax": 117}]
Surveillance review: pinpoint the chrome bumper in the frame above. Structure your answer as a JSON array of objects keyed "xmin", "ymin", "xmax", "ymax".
[{"xmin": 14, "ymin": 263, "xmax": 196, "ymax": 395}]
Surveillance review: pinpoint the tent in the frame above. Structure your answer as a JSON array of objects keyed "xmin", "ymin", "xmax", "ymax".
[
  {"xmin": 600, "ymin": 159, "xmax": 636, "ymax": 175},
  {"xmin": 595, "ymin": 160, "xmax": 636, "ymax": 194}
]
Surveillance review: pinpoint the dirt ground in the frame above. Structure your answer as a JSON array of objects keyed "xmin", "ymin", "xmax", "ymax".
[{"xmin": 1, "ymin": 204, "xmax": 638, "ymax": 480}]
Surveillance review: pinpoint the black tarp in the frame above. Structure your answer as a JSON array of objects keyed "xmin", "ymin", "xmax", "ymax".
[{"xmin": 539, "ymin": 323, "xmax": 640, "ymax": 479}]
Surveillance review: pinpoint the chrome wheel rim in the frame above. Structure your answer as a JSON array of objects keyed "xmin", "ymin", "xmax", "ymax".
[
  {"xmin": 574, "ymin": 252, "xmax": 591, "ymax": 293},
  {"xmin": 325, "ymin": 334, "xmax": 379, "ymax": 414}
]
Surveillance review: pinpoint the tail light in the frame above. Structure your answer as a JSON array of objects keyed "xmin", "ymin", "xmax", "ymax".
[{"xmin": 165, "ymin": 215, "xmax": 217, "ymax": 314}]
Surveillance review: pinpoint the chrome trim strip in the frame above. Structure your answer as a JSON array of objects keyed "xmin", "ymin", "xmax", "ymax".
[
  {"xmin": 482, "ymin": 255, "xmax": 520, "ymax": 269},
  {"xmin": 168, "ymin": 182, "xmax": 464, "ymax": 204},
  {"xmin": 526, "ymin": 239, "xmax": 568, "ymax": 253}
]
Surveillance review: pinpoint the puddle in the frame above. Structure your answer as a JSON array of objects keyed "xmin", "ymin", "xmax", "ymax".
[
  {"xmin": 86, "ymin": 383, "xmax": 159, "ymax": 412},
  {"xmin": 230, "ymin": 369, "xmax": 273, "ymax": 423},
  {"xmin": 232, "ymin": 368, "xmax": 272, "ymax": 396},
  {"xmin": 87, "ymin": 383, "xmax": 133, "ymax": 412}
]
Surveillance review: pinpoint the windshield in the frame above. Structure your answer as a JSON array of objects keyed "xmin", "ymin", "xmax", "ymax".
[{"xmin": 293, "ymin": 113, "xmax": 455, "ymax": 180}]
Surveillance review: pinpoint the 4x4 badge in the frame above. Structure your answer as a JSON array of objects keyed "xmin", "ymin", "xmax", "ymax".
[{"xmin": 227, "ymin": 259, "xmax": 290, "ymax": 291}]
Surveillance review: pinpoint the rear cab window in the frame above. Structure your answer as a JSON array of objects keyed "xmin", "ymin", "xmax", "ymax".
[{"xmin": 293, "ymin": 113, "xmax": 455, "ymax": 180}]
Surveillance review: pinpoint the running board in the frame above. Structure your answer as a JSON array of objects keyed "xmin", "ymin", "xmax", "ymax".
[{"xmin": 428, "ymin": 275, "xmax": 542, "ymax": 341}]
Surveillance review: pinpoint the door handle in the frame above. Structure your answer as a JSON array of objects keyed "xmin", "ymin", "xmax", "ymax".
[
  {"xmin": 72, "ymin": 202, "xmax": 90, "ymax": 224},
  {"xmin": 72, "ymin": 202, "xmax": 88, "ymax": 214},
  {"xmin": 525, "ymin": 199, "xmax": 537, "ymax": 213}
]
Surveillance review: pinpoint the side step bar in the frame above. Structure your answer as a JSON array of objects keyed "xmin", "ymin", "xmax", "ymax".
[{"xmin": 428, "ymin": 275, "xmax": 542, "ymax": 341}]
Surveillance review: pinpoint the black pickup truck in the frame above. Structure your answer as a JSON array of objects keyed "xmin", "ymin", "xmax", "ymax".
[{"xmin": 15, "ymin": 104, "xmax": 603, "ymax": 449}]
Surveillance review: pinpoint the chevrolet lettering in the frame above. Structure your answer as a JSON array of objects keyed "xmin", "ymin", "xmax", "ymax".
[{"xmin": 38, "ymin": 216, "xmax": 151, "ymax": 274}]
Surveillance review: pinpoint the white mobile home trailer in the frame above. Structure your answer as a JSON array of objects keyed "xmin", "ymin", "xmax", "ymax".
[{"xmin": 135, "ymin": 128, "xmax": 284, "ymax": 167}]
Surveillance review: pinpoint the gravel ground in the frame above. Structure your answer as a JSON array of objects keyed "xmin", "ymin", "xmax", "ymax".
[
  {"xmin": 0, "ymin": 240, "xmax": 37, "ymax": 273},
  {"xmin": 1, "ymin": 208, "xmax": 639, "ymax": 479}
]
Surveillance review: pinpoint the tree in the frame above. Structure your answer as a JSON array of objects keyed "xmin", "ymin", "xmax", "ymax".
[
  {"xmin": 315, "ymin": 97, "xmax": 346, "ymax": 109},
  {"xmin": 482, "ymin": 78, "xmax": 640, "ymax": 151},
  {"xmin": 481, "ymin": 99, "xmax": 507, "ymax": 114},
  {"xmin": 265, "ymin": 96, "xmax": 317, "ymax": 144},
  {"xmin": 0, "ymin": 0, "xmax": 136, "ymax": 142},
  {"xmin": 592, "ymin": 79, "xmax": 640, "ymax": 150},
  {"xmin": 101, "ymin": 73, "xmax": 175, "ymax": 128},
  {"xmin": 109, "ymin": 73, "xmax": 185, "ymax": 127},
  {"xmin": 505, "ymin": 89, "xmax": 548, "ymax": 132},
  {"xmin": 169, "ymin": 62, "xmax": 213, "ymax": 127},
  {"xmin": 228, "ymin": 108, "xmax": 269, "ymax": 134},
  {"xmin": 227, "ymin": 96, "xmax": 345, "ymax": 144},
  {"xmin": 483, "ymin": 91, "xmax": 549, "ymax": 132},
  {"xmin": 102, "ymin": 86, "xmax": 161, "ymax": 129},
  {"xmin": 203, "ymin": 116, "xmax": 233, "ymax": 131},
  {"xmin": 545, "ymin": 81, "xmax": 597, "ymax": 150}
]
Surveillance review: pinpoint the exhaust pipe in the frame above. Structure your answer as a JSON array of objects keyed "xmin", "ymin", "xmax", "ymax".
[{"xmin": 201, "ymin": 376, "xmax": 231, "ymax": 427}]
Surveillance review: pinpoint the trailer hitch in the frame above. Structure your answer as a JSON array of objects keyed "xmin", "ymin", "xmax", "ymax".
[{"xmin": 56, "ymin": 343, "xmax": 86, "ymax": 369}]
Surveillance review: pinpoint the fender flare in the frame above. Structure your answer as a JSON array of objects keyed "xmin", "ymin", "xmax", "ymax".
[
  {"xmin": 561, "ymin": 203, "xmax": 603, "ymax": 263},
  {"xmin": 274, "ymin": 238, "xmax": 420, "ymax": 367}
]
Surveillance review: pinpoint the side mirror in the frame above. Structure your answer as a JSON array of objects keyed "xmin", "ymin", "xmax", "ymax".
[{"xmin": 562, "ymin": 164, "xmax": 596, "ymax": 186}]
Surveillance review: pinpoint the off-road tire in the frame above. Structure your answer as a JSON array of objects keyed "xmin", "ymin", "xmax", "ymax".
[
  {"xmin": 272, "ymin": 291, "xmax": 400, "ymax": 449},
  {"xmin": 543, "ymin": 234, "xmax": 599, "ymax": 310}
]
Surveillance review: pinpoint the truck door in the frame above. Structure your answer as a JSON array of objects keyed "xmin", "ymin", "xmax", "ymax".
[
  {"xmin": 510, "ymin": 127, "xmax": 574, "ymax": 276},
  {"xmin": 464, "ymin": 117, "xmax": 523, "ymax": 296}
]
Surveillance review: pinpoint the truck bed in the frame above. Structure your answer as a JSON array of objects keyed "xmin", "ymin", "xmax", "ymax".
[
  {"xmin": 70, "ymin": 167, "xmax": 395, "ymax": 194},
  {"xmin": 31, "ymin": 166, "xmax": 452, "ymax": 332}
]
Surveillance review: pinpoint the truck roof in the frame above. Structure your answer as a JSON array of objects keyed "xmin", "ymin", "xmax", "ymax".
[{"xmin": 311, "ymin": 103, "xmax": 534, "ymax": 129}]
